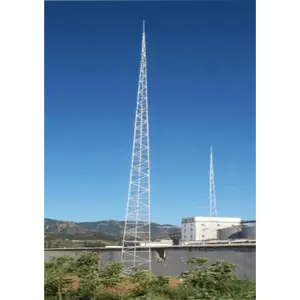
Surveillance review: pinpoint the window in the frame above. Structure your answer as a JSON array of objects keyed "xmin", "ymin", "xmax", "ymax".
[
  {"xmin": 190, "ymin": 235, "xmax": 193, "ymax": 238},
  {"xmin": 184, "ymin": 229, "xmax": 186, "ymax": 232},
  {"xmin": 202, "ymin": 235, "xmax": 205, "ymax": 237},
  {"xmin": 217, "ymin": 224, "xmax": 220, "ymax": 226},
  {"xmin": 202, "ymin": 224, "xmax": 205, "ymax": 226}
]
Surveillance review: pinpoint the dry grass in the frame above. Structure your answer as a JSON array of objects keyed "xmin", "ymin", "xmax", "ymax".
[
  {"xmin": 168, "ymin": 278, "xmax": 182, "ymax": 288},
  {"xmin": 62, "ymin": 276, "xmax": 80, "ymax": 291},
  {"xmin": 105, "ymin": 278, "xmax": 182, "ymax": 295},
  {"xmin": 63, "ymin": 276, "xmax": 182, "ymax": 295},
  {"xmin": 105, "ymin": 280, "xmax": 139, "ymax": 294}
]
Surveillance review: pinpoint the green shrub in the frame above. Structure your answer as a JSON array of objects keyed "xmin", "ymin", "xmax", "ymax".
[{"xmin": 44, "ymin": 254, "xmax": 255, "ymax": 300}]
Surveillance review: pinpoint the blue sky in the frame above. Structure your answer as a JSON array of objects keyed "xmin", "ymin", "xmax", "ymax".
[{"xmin": 45, "ymin": 0, "xmax": 256, "ymax": 225}]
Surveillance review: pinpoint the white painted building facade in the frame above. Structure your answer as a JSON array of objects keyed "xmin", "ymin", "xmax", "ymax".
[{"xmin": 181, "ymin": 216, "xmax": 241, "ymax": 242}]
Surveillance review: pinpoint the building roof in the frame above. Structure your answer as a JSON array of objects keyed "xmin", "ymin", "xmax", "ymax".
[{"xmin": 182, "ymin": 216, "xmax": 242, "ymax": 223}]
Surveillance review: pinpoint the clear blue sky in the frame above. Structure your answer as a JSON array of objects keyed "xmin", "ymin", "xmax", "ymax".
[{"xmin": 45, "ymin": 0, "xmax": 256, "ymax": 225}]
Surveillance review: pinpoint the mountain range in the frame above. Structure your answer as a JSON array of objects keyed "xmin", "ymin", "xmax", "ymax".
[{"xmin": 44, "ymin": 218, "xmax": 180, "ymax": 239}]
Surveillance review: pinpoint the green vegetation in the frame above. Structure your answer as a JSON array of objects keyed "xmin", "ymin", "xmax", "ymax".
[
  {"xmin": 44, "ymin": 233, "xmax": 119, "ymax": 248},
  {"xmin": 44, "ymin": 218, "xmax": 180, "ymax": 239},
  {"xmin": 45, "ymin": 253, "xmax": 256, "ymax": 300},
  {"xmin": 44, "ymin": 233, "xmax": 180, "ymax": 249},
  {"xmin": 44, "ymin": 218, "xmax": 181, "ymax": 249}
]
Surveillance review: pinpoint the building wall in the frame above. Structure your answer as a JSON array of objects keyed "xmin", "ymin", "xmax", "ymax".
[
  {"xmin": 181, "ymin": 218, "xmax": 196, "ymax": 241},
  {"xmin": 240, "ymin": 225, "xmax": 256, "ymax": 239},
  {"xmin": 44, "ymin": 245, "xmax": 255, "ymax": 280},
  {"xmin": 218, "ymin": 226, "xmax": 242, "ymax": 240},
  {"xmin": 182, "ymin": 217, "xmax": 241, "ymax": 242},
  {"xmin": 139, "ymin": 240, "xmax": 173, "ymax": 247}
]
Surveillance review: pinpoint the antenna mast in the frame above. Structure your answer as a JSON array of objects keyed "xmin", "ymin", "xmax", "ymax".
[
  {"xmin": 209, "ymin": 146, "xmax": 217, "ymax": 217},
  {"xmin": 121, "ymin": 21, "xmax": 151, "ymax": 272}
]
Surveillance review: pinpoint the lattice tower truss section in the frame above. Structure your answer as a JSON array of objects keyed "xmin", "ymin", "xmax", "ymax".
[{"xmin": 121, "ymin": 21, "xmax": 151, "ymax": 273}]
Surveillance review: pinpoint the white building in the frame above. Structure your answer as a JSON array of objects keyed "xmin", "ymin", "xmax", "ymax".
[{"xmin": 181, "ymin": 216, "xmax": 241, "ymax": 242}]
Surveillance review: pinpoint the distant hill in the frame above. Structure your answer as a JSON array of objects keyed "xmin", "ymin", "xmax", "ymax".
[{"xmin": 44, "ymin": 218, "xmax": 180, "ymax": 239}]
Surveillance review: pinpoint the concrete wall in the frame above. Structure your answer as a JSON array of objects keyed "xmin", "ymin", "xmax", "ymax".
[{"xmin": 45, "ymin": 244, "xmax": 255, "ymax": 280}]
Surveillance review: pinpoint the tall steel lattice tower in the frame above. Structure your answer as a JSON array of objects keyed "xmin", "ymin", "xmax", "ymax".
[
  {"xmin": 209, "ymin": 146, "xmax": 217, "ymax": 217},
  {"xmin": 121, "ymin": 21, "xmax": 151, "ymax": 273}
]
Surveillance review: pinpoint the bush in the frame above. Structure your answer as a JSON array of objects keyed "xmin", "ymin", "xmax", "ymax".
[{"xmin": 45, "ymin": 253, "xmax": 255, "ymax": 300}]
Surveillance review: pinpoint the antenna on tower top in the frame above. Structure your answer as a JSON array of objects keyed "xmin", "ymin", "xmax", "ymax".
[
  {"xmin": 143, "ymin": 20, "xmax": 145, "ymax": 33},
  {"xmin": 209, "ymin": 146, "xmax": 217, "ymax": 217}
]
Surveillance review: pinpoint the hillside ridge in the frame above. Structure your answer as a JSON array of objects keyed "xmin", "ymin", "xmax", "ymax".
[{"xmin": 44, "ymin": 218, "xmax": 180, "ymax": 237}]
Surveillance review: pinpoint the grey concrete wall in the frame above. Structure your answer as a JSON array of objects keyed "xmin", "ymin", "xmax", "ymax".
[{"xmin": 45, "ymin": 245, "xmax": 255, "ymax": 280}]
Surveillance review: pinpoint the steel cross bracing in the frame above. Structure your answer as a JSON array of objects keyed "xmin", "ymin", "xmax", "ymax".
[
  {"xmin": 121, "ymin": 21, "xmax": 151, "ymax": 273},
  {"xmin": 209, "ymin": 146, "xmax": 217, "ymax": 217}
]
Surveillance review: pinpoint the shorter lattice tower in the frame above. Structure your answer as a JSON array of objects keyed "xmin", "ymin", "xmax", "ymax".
[{"xmin": 209, "ymin": 146, "xmax": 217, "ymax": 217}]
